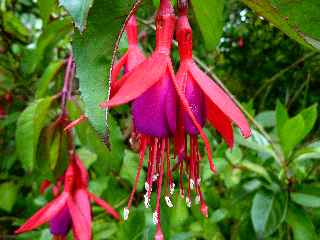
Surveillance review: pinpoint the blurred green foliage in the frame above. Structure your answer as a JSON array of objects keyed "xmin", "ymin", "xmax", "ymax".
[{"xmin": 0, "ymin": 0, "xmax": 319, "ymax": 239}]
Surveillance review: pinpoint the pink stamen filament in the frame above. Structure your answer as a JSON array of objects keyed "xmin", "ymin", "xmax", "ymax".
[
  {"xmin": 155, "ymin": 139, "xmax": 165, "ymax": 224},
  {"xmin": 127, "ymin": 138, "xmax": 147, "ymax": 210}
]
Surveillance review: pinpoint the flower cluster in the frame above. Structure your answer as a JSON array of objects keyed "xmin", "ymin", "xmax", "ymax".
[{"xmin": 101, "ymin": 0, "xmax": 251, "ymax": 237}]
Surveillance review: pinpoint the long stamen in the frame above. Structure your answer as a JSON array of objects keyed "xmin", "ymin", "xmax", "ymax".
[
  {"xmin": 154, "ymin": 138, "xmax": 165, "ymax": 225},
  {"xmin": 124, "ymin": 137, "xmax": 147, "ymax": 220},
  {"xmin": 169, "ymin": 67, "xmax": 216, "ymax": 173}
]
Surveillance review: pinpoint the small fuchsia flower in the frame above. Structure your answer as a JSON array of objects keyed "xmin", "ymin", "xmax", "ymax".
[
  {"xmin": 175, "ymin": 4, "xmax": 251, "ymax": 216},
  {"xmin": 108, "ymin": 15, "xmax": 145, "ymax": 97},
  {"xmin": 16, "ymin": 154, "xmax": 119, "ymax": 240},
  {"xmin": 101, "ymin": 0, "xmax": 213, "ymax": 236}
]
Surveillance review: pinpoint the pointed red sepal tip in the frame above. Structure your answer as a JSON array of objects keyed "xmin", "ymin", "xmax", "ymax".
[
  {"xmin": 15, "ymin": 193, "xmax": 69, "ymax": 234},
  {"xmin": 64, "ymin": 115, "xmax": 87, "ymax": 132},
  {"xmin": 89, "ymin": 192, "xmax": 120, "ymax": 220},
  {"xmin": 155, "ymin": 225, "xmax": 164, "ymax": 240},
  {"xmin": 201, "ymin": 202, "xmax": 208, "ymax": 218},
  {"xmin": 39, "ymin": 180, "xmax": 51, "ymax": 195}
]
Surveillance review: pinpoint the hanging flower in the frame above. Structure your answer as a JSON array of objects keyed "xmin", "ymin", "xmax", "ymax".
[
  {"xmin": 109, "ymin": 15, "xmax": 145, "ymax": 97},
  {"xmin": 16, "ymin": 154, "xmax": 119, "ymax": 240},
  {"xmin": 101, "ymin": 0, "xmax": 213, "ymax": 236},
  {"xmin": 174, "ymin": 5, "xmax": 251, "ymax": 216}
]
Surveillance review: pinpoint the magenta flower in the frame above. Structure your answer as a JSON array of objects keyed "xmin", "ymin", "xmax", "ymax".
[
  {"xmin": 174, "ymin": 7, "xmax": 251, "ymax": 216},
  {"xmin": 16, "ymin": 155, "xmax": 119, "ymax": 240},
  {"xmin": 101, "ymin": 0, "xmax": 213, "ymax": 236}
]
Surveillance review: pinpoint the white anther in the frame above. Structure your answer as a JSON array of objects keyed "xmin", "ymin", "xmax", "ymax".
[
  {"xmin": 186, "ymin": 197, "xmax": 192, "ymax": 208},
  {"xmin": 170, "ymin": 183, "xmax": 175, "ymax": 195},
  {"xmin": 152, "ymin": 174, "xmax": 159, "ymax": 182},
  {"xmin": 190, "ymin": 179, "xmax": 195, "ymax": 190},
  {"xmin": 145, "ymin": 182, "xmax": 149, "ymax": 191},
  {"xmin": 197, "ymin": 178, "xmax": 201, "ymax": 185},
  {"xmin": 144, "ymin": 193, "xmax": 150, "ymax": 208},
  {"xmin": 123, "ymin": 207, "xmax": 129, "ymax": 221},
  {"xmin": 195, "ymin": 195, "xmax": 200, "ymax": 205},
  {"xmin": 153, "ymin": 211, "xmax": 159, "ymax": 224},
  {"xmin": 165, "ymin": 196, "xmax": 173, "ymax": 208}
]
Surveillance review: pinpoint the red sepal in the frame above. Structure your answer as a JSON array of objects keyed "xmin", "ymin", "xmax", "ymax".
[
  {"xmin": 67, "ymin": 197, "xmax": 91, "ymax": 240},
  {"xmin": 15, "ymin": 193, "xmax": 69, "ymax": 234},
  {"xmin": 187, "ymin": 61, "xmax": 251, "ymax": 138},
  {"xmin": 89, "ymin": 192, "xmax": 120, "ymax": 220},
  {"xmin": 206, "ymin": 98, "xmax": 234, "ymax": 148},
  {"xmin": 103, "ymin": 53, "xmax": 168, "ymax": 108}
]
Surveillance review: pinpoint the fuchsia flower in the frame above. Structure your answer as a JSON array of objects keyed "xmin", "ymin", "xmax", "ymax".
[
  {"xmin": 109, "ymin": 15, "xmax": 145, "ymax": 97},
  {"xmin": 16, "ymin": 155, "xmax": 119, "ymax": 240},
  {"xmin": 101, "ymin": 0, "xmax": 215, "ymax": 235},
  {"xmin": 174, "ymin": 6, "xmax": 251, "ymax": 216}
]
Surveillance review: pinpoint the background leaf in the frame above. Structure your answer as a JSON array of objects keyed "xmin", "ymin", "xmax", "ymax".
[
  {"xmin": 16, "ymin": 97, "xmax": 53, "ymax": 171},
  {"xmin": 251, "ymin": 191, "xmax": 287, "ymax": 238},
  {"xmin": 287, "ymin": 204, "xmax": 318, "ymax": 240},
  {"xmin": 38, "ymin": 0, "xmax": 57, "ymax": 26},
  {"xmin": 120, "ymin": 150, "xmax": 146, "ymax": 192},
  {"xmin": 73, "ymin": 0, "xmax": 135, "ymax": 135},
  {"xmin": 191, "ymin": 0, "xmax": 224, "ymax": 50},
  {"xmin": 59, "ymin": 0, "xmax": 94, "ymax": 32},
  {"xmin": 21, "ymin": 19, "xmax": 72, "ymax": 75},
  {"xmin": 0, "ymin": 182, "xmax": 19, "ymax": 212},
  {"xmin": 242, "ymin": 0, "xmax": 320, "ymax": 50},
  {"xmin": 35, "ymin": 60, "xmax": 64, "ymax": 99},
  {"xmin": 279, "ymin": 115, "xmax": 305, "ymax": 157}
]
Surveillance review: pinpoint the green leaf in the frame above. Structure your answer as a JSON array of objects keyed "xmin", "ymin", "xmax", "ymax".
[
  {"xmin": 241, "ymin": 160, "xmax": 272, "ymax": 183},
  {"xmin": 0, "ymin": 65, "xmax": 15, "ymax": 94},
  {"xmin": 120, "ymin": 150, "xmax": 146, "ymax": 192},
  {"xmin": 38, "ymin": 0, "xmax": 57, "ymax": 26},
  {"xmin": 116, "ymin": 209, "xmax": 145, "ymax": 240},
  {"xmin": 294, "ymin": 141, "xmax": 320, "ymax": 161},
  {"xmin": 77, "ymin": 148, "xmax": 97, "ymax": 168},
  {"xmin": 299, "ymin": 104, "xmax": 317, "ymax": 140},
  {"xmin": 287, "ymin": 204, "xmax": 317, "ymax": 240},
  {"xmin": 275, "ymin": 100, "xmax": 288, "ymax": 137},
  {"xmin": 255, "ymin": 111, "xmax": 275, "ymax": 128},
  {"xmin": 3, "ymin": 12, "xmax": 30, "ymax": 43},
  {"xmin": 251, "ymin": 191, "xmax": 287, "ymax": 238},
  {"xmin": 191, "ymin": 0, "xmax": 224, "ymax": 50},
  {"xmin": 291, "ymin": 193, "xmax": 320, "ymax": 208},
  {"xmin": 49, "ymin": 130, "xmax": 61, "ymax": 170},
  {"xmin": 35, "ymin": 60, "xmax": 64, "ymax": 99},
  {"xmin": 243, "ymin": 0, "xmax": 320, "ymax": 50},
  {"xmin": 0, "ymin": 182, "xmax": 19, "ymax": 212},
  {"xmin": 21, "ymin": 18, "xmax": 72, "ymax": 75},
  {"xmin": 279, "ymin": 115, "xmax": 305, "ymax": 157},
  {"xmin": 170, "ymin": 196, "xmax": 189, "ymax": 227},
  {"xmin": 236, "ymin": 130, "xmax": 276, "ymax": 159},
  {"xmin": 16, "ymin": 97, "xmax": 53, "ymax": 171},
  {"xmin": 66, "ymin": 99, "xmax": 125, "ymax": 172},
  {"xmin": 73, "ymin": 0, "xmax": 134, "ymax": 135},
  {"xmin": 59, "ymin": 0, "xmax": 94, "ymax": 32}
]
